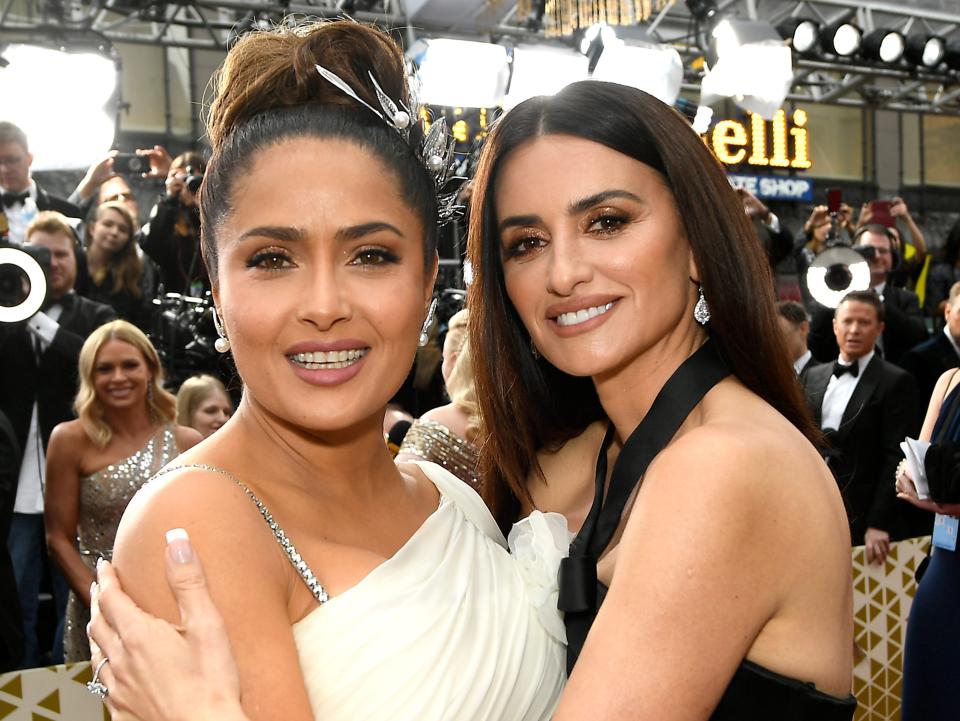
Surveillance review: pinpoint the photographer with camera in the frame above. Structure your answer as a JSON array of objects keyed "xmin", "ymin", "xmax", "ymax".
[
  {"xmin": 137, "ymin": 151, "xmax": 208, "ymax": 296},
  {"xmin": 791, "ymin": 202, "xmax": 856, "ymax": 310},
  {"xmin": 0, "ymin": 211, "xmax": 115, "ymax": 667},
  {"xmin": 859, "ymin": 197, "xmax": 927, "ymax": 290},
  {"xmin": 809, "ymin": 224, "xmax": 928, "ymax": 366}
]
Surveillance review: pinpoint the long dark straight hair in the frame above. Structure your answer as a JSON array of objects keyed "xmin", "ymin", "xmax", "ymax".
[{"xmin": 467, "ymin": 81, "xmax": 819, "ymax": 529}]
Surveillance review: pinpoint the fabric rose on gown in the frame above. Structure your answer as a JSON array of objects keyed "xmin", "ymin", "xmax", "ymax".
[{"xmin": 507, "ymin": 510, "xmax": 574, "ymax": 644}]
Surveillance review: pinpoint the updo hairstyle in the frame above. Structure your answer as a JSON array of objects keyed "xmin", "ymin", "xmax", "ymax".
[{"xmin": 199, "ymin": 21, "xmax": 439, "ymax": 283}]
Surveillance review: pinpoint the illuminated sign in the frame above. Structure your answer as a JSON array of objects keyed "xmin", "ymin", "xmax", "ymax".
[
  {"xmin": 707, "ymin": 109, "xmax": 811, "ymax": 170},
  {"xmin": 728, "ymin": 174, "xmax": 813, "ymax": 201}
]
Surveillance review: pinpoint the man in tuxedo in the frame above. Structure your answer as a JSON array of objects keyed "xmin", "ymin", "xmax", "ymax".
[
  {"xmin": 0, "ymin": 211, "xmax": 115, "ymax": 666},
  {"xmin": 900, "ymin": 281, "xmax": 960, "ymax": 406},
  {"xmin": 808, "ymin": 225, "xmax": 928, "ymax": 366},
  {"xmin": 0, "ymin": 410, "xmax": 24, "ymax": 672},
  {"xmin": 802, "ymin": 290, "xmax": 925, "ymax": 564},
  {"xmin": 0, "ymin": 122, "xmax": 82, "ymax": 245},
  {"xmin": 776, "ymin": 300, "xmax": 817, "ymax": 378}
]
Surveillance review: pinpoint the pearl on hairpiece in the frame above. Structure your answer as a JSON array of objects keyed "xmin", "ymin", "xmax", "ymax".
[
  {"xmin": 426, "ymin": 154, "xmax": 444, "ymax": 172},
  {"xmin": 392, "ymin": 110, "xmax": 411, "ymax": 129}
]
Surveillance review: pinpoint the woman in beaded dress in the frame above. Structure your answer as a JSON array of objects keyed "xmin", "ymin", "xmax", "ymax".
[
  {"xmin": 397, "ymin": 309, "xmax": 481, "ymax": 489},
  {"xmin": 45, "ymin": 320, "xmax": 200, "ymax": 661}
]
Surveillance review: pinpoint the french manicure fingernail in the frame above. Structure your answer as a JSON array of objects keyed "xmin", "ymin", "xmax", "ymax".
[
  {"xmin": 90, "ymin": 581, "xmax": 97, "ymax": 597},
  {"xmin": 166, "ymin": 528, "xmax": 193, "ymax": 565},
  {"xmin": 96, "ymin": 557, "xmax": 105, "ymax": 572}
]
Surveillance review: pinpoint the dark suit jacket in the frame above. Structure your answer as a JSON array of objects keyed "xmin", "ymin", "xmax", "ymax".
[
  {"xmin": 34, "ymin": 182, "xmax": 83, "ymax": 219},
  {"xmin": 803, "ymin": 354, "xmax": 928, "ymax": 544},
  {"xmin": 0, "ymin": 409, "xmax": 23, "ymax": 672},
  {"xmin": 0, "ymin": 293, "xmax": 116, "ymax": 481},
  {"xmin": 798, "ymin": 354, "xmax": 819, "ymax": 380},
  {"xmin": 808, "ymin": 285, "xmax": 929, "ymax": 366},
  {"xmin": 899, "ymin": 331, "xmax": 960, "ymax": 408}
]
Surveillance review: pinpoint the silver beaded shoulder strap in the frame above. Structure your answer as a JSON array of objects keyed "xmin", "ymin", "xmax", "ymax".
[{"xmin": 151, "ymin": 464, "xmax": 329, "ymax": 604}]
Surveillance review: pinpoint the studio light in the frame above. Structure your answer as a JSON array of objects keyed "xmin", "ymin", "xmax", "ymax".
[
  {"xmin": 861, "ymin": 29, "xmax": 905, "ymax": 64},
  {"xmin": 0, "ymin": 44, "xmax": 117, "ymax": 170},
  {"xmin": 502, "ymin": 44, "xmax": 588, "ymax": 109},
  {"xmin": 579, "ymin": 23, "xmax": 617, "ymax": 74},
  {"xmin": 776, "ymin": 18, "xmax": 820, "ymax": 54},
  {"xmin": 700, "ymin": 18, "xmax": 793, "ymax": 120},
  {"xmin": 591, "ymin": 42, "xmax": 682, "ymax": 105},
  {"xmin": 905, "ymin": 34, "xmax": 946, "ymax": 69},
  {"xmin": 413, "ymin": 39, "xmax": 510, "ymax": 108},
  {"xmin": 821, "ymin": 21, "xmax": 862, "ymax": 57}
]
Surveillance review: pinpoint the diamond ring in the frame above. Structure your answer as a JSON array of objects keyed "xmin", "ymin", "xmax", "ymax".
[{"xmin": 86, "ymin": 658, "xmax": 110, "ymax": 699}]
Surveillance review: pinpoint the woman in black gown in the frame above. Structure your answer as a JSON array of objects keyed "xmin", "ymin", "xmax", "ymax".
[
  {"xmin": 468, "ymin": 80, "xmax": 856, "ymax": 720},
  {"xmin": 897, "ymin": 368, "xmax": 960, "ymax": 721}
]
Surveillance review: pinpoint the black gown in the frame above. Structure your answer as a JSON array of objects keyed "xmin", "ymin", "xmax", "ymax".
[
  {"xmin": 901, "ymin": 380, "xmax": 960, "ymax": 721},
  {"xmin": 558, "ymin": 341, "xmax": 857, "ymax": 720}
]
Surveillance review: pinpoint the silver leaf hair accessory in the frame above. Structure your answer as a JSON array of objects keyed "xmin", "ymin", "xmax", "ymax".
[{"xmin": 314, "ymin": 62, "xmax": 460, "ymax": 223}]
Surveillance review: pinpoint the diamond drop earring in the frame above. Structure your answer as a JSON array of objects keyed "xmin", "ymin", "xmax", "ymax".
[
  {"xmin": 694, "ymin": 285, "xmax": 711, "ymax": 326},
  {"xmin": 419, "ymin": 298, "xmax": 438, "ymax": 347}
]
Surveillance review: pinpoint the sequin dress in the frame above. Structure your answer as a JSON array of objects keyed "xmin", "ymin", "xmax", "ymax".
[
  {"xmin": 63, "ymin": 425, "xmax": 179, "ymax": 661},
  {"xmin": 397, "ymin": 418, "xmax": 481, "ymax": 490}
]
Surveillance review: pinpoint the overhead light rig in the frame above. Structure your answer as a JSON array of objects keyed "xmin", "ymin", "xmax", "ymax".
[{"xmin": 2, "ymin": 0, "xmax": 960, "ymax": 115}]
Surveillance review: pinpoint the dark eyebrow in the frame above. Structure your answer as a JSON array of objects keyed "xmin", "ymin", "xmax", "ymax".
[
  {"xmin": 498, "ymin": 214, "xmax": 543, "ymax": 234},
  {"xmin": 335, "ymin": 221, "xmax": 404, "ymax": 241},
  {"xmin": 568, "ymin": 189, "xmax": 643, "ymax": 216},
  {"xmin": 237, "ymin": 226, "xmax": 306, "ymax": 243},
  {"xmin": 498, "ymin": 190, "xmax": 644, "ymax": 235},
  {"xmin": 237, "ymin": 221, "xmax": 404, "ymax": 244}
]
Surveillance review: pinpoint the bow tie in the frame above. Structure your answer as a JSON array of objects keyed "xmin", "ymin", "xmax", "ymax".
[
  {"xmin": 1, "ymin": 191, "xmax": 28, "ymax": 208},
  {"xmin": 832, "ymin": 361, "xmax": 859, "ymax": 378}
]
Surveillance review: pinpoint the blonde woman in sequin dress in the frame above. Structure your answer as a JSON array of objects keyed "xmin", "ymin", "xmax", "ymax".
[
  {"xmin": 397, "ymin": 309, "xmax": 481, "ymax": 488},
  {"xmin": 45, "ymin": 320, "xmax": 200, "ymax": 661}
]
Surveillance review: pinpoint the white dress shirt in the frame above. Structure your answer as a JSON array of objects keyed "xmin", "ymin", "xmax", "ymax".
[
  {"xmin": 1, "ymin": 179, "xmax": 38, "ymax": 246},
  {"xmin": 820, "ymin": 350, "xmax": 876, "ymax": 431},
  {"xmin": 793, "ymin": 349, "xmax": 813, "ymax": 376},
  {"xmin": 13, "ymin": 302, "xmax": 64, "ymax": 515}
]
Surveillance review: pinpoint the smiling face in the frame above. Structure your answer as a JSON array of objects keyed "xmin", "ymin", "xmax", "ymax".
[
  {"xmin": 90, "ymin": 206, "xmax": 133, "ymax": 255},
  {"xmin": 495, "ymin": 134, "xmax": 699, "ymax": 380},
  {"xmin": 190, "ymin": 388, "xmax": 233, "ymax": 438},
  {"xmin": 92, "ymin": 339, "xmax": 152, "ymax": 411},
  {"xmin": 211, "ymin": 137, "xmax": 435, "ymax": 432}
]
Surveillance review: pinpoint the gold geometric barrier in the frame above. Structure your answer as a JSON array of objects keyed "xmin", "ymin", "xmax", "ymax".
[
  {"xmin": 0, "ymin": 662, "xmax": 107, "ymax": 721},
  {"xmin": 852, "ymin": 536, "xmax": 930, "ymax": 721}
]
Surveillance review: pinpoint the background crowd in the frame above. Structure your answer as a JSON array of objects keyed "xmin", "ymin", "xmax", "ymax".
[{"xmin": 0, "ymin": 103, "xmax": 957, "ymax": 687}]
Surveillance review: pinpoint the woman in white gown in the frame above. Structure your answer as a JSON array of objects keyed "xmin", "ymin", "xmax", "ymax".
[{"xmin": 86, "ymin": 20, "xmax": 566, "ymax": 721}]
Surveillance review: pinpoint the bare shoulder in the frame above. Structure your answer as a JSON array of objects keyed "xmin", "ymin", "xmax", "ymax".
[
  {"xmin": 173, "ymin": 424, "xmax": 203, "ymax": 452},
  {"xmin": 643, "ymin": 403, "xmax": 838, "ymax": 539},
  {"xmin": 419, "ymin": 404, "xmax": 469, "ymax": 439},
  {"xmin": 936, "ymin": 367, "xmax": 960, "ymax": 398},
  {"xmin": 113, "ymin": 465, "xmax": 286, "ymax": 623},
  {"xmin": 47, "ymin": 419, "xmax": 90, "ymax": 449}
]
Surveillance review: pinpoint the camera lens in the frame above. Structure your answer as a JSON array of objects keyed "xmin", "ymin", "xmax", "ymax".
[{"xmin": 0, "ymin": 263, "xmax": 30, "ymax": 308}]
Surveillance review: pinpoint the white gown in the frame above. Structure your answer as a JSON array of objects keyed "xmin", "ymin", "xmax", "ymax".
[{"xmin": 275, "ymin": 460, "xmax": 570, "ymax": 721}]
